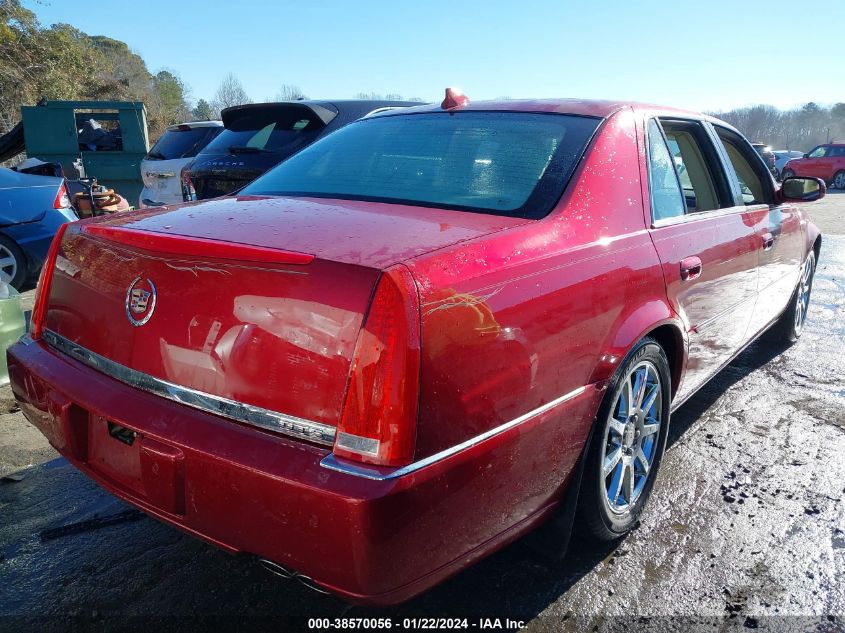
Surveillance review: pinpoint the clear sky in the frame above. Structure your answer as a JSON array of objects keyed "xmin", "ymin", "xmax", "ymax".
[{"xmin": 24, "ymin": 0, "xmax": 845, "ymax": 112}]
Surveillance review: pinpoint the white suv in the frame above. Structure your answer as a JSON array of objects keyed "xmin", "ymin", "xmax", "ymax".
[{"xmin": 139, "ymin": 121, "xmax": 223, "ymax": 207}]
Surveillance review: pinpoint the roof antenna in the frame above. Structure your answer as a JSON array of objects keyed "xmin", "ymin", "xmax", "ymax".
[{"xmin": 441, "ymin": 87, "xmax": 469, "ymax": 110}]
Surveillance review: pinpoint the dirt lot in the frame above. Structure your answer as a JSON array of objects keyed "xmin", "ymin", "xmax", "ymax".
[{"xmin": 0, "ymin": 194, "xmax": 843, "ymax": 630}]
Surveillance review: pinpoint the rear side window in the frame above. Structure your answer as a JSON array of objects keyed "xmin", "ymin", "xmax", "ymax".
[
  {"xmin": 147, "ymin": 127, "xmax": 220, "ymax": 160},
  {"xmin": 646, "ymin": 120, "xmax": 686, "ymax": 221},
  {"xmin": 242, "ymin": 112, "xmax": 600, "ymax": 219},
  {"xmin": 659, "ymin": 120, "xmax": 729, "ymax": 213}
]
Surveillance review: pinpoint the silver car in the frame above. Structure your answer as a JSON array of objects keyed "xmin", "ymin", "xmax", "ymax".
[
  {"xmin": 139, "ymin": 121, "xmax": 223, "ymax": 207},
  {"xmin": 0, "ymin": 280, "xmax": 25, "ymax": 386}
]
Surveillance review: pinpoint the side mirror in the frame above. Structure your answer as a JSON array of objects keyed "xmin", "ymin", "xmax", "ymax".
[
  {"xmin": 803, "ymin": 153, "xmax": 809, "ymax": 159},
  {"xmin": 781, "ymin": 176, "xmax": 826, "ymax": 202}
]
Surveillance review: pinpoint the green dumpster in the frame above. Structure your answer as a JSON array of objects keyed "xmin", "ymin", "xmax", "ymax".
[{"xmin": 20, "ymin": 100, "xmax": 149, "ymax": 205}]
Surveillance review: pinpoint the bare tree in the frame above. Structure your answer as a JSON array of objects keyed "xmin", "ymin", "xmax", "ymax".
[
  {"xmin": 709, "ymin": 102, "xmax": 845, "ymax": 151},
  {"xmin": 212, "ymin": 73, "xmax": 251, "ymax": 114},
  {"xmin": 273, "ymin": 84, "xmax": 307, "ymax": 101},
  {"xmin": 354, "ymin": 92, "xmax": 404, "ymax": 101}
]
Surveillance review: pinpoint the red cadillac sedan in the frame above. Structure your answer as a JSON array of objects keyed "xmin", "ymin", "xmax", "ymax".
[{"xmin": 7, "ymin": 94, "xmax": 823, "ymax": 605}]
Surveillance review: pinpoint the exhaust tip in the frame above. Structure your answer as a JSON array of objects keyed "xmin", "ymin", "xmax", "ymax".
[{"xmin": 258, "ymin": 558, "xmax": 330, "ymax": 595}]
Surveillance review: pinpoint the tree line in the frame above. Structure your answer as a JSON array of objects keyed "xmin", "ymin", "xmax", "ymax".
[
  {"xmin": 4, "ymin": 0, "xmax": 842, "ymax": 153},
  {"xmin": 1, "ymin": 1, "xmax": 422, "ymax": 147},
  {"xmin": 709, "ymin": 102, "xmax": 845, "ymax": 152},
  {"xmin": 0, "ymin": 0, "xmax": 192, "ymax": 140}
]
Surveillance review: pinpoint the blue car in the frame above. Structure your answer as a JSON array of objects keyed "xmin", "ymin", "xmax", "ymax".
[{"xmin": 0, "ymin": 167, "xmax": 77, "ymax": 289}]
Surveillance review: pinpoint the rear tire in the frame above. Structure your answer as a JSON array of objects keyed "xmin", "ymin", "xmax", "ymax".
[
  {"xmin": 0, "ymin": 234, "xmax": 26, "ymax": 289},
  {"xmin": 771, "ymin": 250, "xmax": 815, "ymax": 343},
  {"xmin": 577, "ymin": 337, "xmax": 671, "ymax": 541},
  {"xmin": 833, "ymin": 170, "xmax": 845, "ymax": 190}
]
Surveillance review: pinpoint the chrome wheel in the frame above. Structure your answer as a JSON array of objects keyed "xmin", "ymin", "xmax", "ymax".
[
  {"xmin": 834, "ymin": 171, "xmax": 845, "ymax": 190},
  {"xmin": 794, "ymin": 253, "xmax": 814, "ymax": 335},
  {"xmin": 0, "ymin": 243, "xmax": 18, "ymax": 286},
  {"xmin": 601, "ymin": 360, "xmax": 662, "ymax": 514}
]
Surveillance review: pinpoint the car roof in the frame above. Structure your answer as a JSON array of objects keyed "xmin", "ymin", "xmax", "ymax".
[
  {"xmin": 166, "ymin": 121, "xmax": 223, "ymax": 130},
  {"xmin": 223, "ymin": 99, "xmax": 422, "ymax": 115},
  {"xmin": 366, "ymin": 98, "xmax": 727, "ymax": 123}
]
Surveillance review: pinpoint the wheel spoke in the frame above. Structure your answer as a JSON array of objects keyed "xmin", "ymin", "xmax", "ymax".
[
  {"xmin": 603, "ymin": 447, "xmax": 622, "ymax": 477},
  {"xmin": 609, "ymin": 463, "xmax": 624, "ymax": 504},
  {"xmin": 635, "ymin": 447, "xmax": 650, "ymax": 475},
  {"xmin": 0, "ymin": 257, "xmax": 15, "ymax": 268},
  {"xmin": 633, "ymin": 367, "xmax": 647, "ymax": 409},
  {"xmin": 625, "ymin": 379, "xmax": 635, "ymax": 417},
  {"xmin": 608, "ymin": 418, "xmax": 626, "ymax": 438},
  {"xmin": 0, "ymin": 270, "xmax": 11, "ymax": 284},
  {"xmin": 641, "ymin": 422, "xmax": 659, "ymax": 437},
  {"xmin": 641, "ymin": 384, "xmax": 659, "ymax": 415},
  {"xmin": 623, "ymin": 462, "xmax": 635, "ymax": 503}
]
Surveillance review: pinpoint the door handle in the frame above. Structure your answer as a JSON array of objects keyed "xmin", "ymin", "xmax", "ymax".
[
  {"xmin": 680, "ymin": 256, "xmax": 702, "ymax": 281},
  {"xmin": 762, "ymin": 233, "xmax": 774, "ymax": 251}
]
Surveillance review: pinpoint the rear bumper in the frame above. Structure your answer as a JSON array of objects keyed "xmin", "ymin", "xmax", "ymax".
[
  {"xmin": 8, "ymin": 337, "xmax": 598, "ymax": 605},
  {"xmin": 139, "ymin": 185, "xmax": 181, "ymax": 208}
]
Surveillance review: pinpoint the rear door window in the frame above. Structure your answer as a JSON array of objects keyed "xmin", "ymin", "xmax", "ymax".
[
  {"xmin": 147, "ymin": 127, "xmax": 220, "ymax": 160},
  {"xmin": 646, "ymin": 120, "xmax": 686, "ymax": 221},
  {"xmin": 658, "ymin": 120, "xmax": 730, "ymax": 213}
]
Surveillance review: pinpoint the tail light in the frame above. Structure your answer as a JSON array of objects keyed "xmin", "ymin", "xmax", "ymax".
[
  {"xmin": 30, "ymin": 223, "xmax": 69, "ymax": 340},
  {"xmin": 181, "ymin": 164, "xmax": 196, "ymax": 201},
  {"xmin": 53, "ymin": 182, "xmax": 71, "ymax": 209},
  {"xmin": 334, "ymin": 265, "xmax": 421, "ymax": 467}
]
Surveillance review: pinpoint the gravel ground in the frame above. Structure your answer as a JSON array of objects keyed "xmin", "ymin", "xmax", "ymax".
[
  {"xmin": 805, "ymin": 189, "xmax": 845, "ymax": 235},
  {"xmin": 0, "ymin": 195, "xmax": 843, "ymax": 630}
]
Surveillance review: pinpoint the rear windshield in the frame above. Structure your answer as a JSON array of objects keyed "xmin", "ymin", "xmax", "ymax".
[
  {"xmin": 241, "ymin": 112, "xmax": 600, "ymax": 218},
  {"xmin": 200, "ymin": 109, "xmax": 326, "ymax": 156},
  {"xmin": 147, "ymin": 127, "xmax": 221, "ymax": 160}
]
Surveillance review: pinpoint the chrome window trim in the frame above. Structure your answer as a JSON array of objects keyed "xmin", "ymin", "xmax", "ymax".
[
  {"xmin": 320, "ymin": 385, "xmax": 587, "ymax": 481},
  {"xmin": 42, "ymin": 329, "xmax": 336, "ymax": 446}
]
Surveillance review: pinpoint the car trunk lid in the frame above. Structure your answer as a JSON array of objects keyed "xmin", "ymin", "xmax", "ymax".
[
  {"xmin": 40, "ymin": 196, "xmax": 527, "ymax": 438},
  {"xmin": 43, "ymin": 223, "xmax": 379, "ymax": 436}
]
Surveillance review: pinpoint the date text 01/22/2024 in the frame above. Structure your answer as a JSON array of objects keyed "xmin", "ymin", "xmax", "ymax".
[{"xmin": 307, "ymin": 618, "xmax": 526, "ymax": 630}]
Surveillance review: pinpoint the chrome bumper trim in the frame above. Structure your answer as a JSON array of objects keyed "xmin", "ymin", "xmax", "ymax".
[
  {"xmin": 320, "ymin": 385, "xmax": 588, "ymax": 481},
  {"xmin": 42, "ymin": 329, "xmax": 336, "ymax": 447}
]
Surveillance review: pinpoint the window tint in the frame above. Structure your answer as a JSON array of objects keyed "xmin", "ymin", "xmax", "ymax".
[
  {"xmin": 647, "ymin": 120, "xmax": 685, "ymax": 221},
  {"xmin": 808, "ymin": 146, "xmax": 828, "ymax": 158},
  {"xmin": 242, "ymin": 112, "xmax": 600, "ymax": 219},
  {"xmin": 660, "ymin": 121, "xmax": 723, "ymax": 213},
  {"xmin": 714, "ymin": 127, "xmax": 771, "ymax": 206},
  {"xmin": 147, "ymin": 127, "xmax": 220, "ymax": 160},
  {"xmin": 829, "ymin": 146, "xmax": 845, "ymax": 157},
  {"xmin": 201, "ymin": 108, "xmax": 326, "ymax": 155}
]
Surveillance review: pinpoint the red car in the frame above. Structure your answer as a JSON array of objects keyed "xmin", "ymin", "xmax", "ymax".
[
  {"xmin": 7, "ymin": 94, "xmax": 824, "ymax": 605},
  {"xmin": 782, "ymin": 142, "xmax": 845, "ymax": 189}
]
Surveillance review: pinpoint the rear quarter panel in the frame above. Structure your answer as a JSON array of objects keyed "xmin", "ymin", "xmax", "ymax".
[{"xmin": 406, "ymin": 109, "xmax": 680, "ymax": 517}]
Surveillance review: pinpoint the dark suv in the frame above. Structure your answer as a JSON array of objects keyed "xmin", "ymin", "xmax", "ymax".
[{"xmin": 185, "ymin": 100, "xmax": 419, "ymax": 200}]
